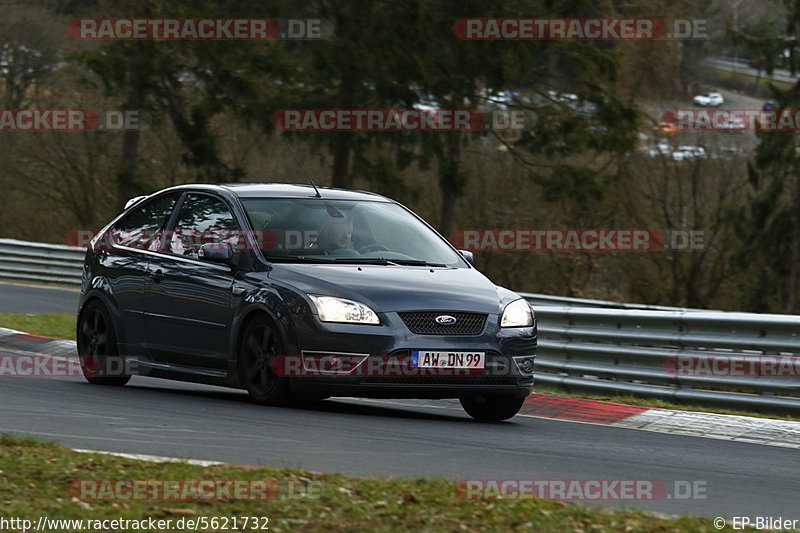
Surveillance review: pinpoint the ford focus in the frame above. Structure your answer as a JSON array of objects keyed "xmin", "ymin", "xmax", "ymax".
[{"xmin": 76, "ymin": 183, "xmax": 537, "ymax": 420}]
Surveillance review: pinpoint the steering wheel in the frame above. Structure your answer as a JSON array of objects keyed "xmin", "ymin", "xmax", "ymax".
[{"xmin": 357, "ymin": 243, "xmax": 390, "ymax": 253}]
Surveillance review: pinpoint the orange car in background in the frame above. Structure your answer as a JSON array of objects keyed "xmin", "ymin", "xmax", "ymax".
[{"xmin": 652, "ymin": 121, "xmax": 678, "ymax": 136}]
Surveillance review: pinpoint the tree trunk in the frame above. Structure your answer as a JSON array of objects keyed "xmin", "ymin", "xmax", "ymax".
[
  {"xmin": 439, "ymin": 132, "xmax": 464, "ymax": 237},
  {"xmin": 331, "ymin": 133, "xmax": 352, "ymax": 188},
  {"xmin": 116, "ymin": 74, "xmax": 143, "ymax": 211},
  {"xmin": 788, "ymin": 172, "xmax": 800, "ymax": 312},
  {"xmin": 117, "ymin": 128, "xmax": 141, "ymax": 211}
]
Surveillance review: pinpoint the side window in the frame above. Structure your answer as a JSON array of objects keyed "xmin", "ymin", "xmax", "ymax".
[
  {"xmin": 167, "ymin": 194, "xmax": 240, "ymax": 259},
  {"xmin": 112, "ymin": 194, "xmax": 178, "ymax": 250}
]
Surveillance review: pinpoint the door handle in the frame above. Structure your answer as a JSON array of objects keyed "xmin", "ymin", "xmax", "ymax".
[{"xmin": 150, "ymin": 269, "xmax": 165, "ymax": 283}]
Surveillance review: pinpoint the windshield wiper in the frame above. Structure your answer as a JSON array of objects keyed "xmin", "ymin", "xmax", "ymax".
[
  {"xmin": 330, "ymin": 257, "xmax": 451, "ymax": 267},
  {"xmin": 268, "ymin": 256, "xmax": 399, "ymax": 266},
  {"xmin": 267, "ymin": 256, "xmax": 449, "ymax": 267},
  {"xmin": 265, "ymin": 256, "xmax": 336, "ymax": 263},
  {"xmin": 330, "ymin": 257, "xmax": 449, "ymax": 267},
  {"xmin": 330, "ymin": 257, "xmax": 399, "ymax": 265},
  {"xmin": 378, "ymin": 258, "xmax": 449, "ymax": 267}
]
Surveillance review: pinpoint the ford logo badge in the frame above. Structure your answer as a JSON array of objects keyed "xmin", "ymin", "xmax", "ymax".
[{"xmin": 435, "ymin": 315, "xmax": 457, "ymax": 325}]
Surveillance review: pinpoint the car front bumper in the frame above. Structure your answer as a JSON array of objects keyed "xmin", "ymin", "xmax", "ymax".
[{"xmin": 286, "ymin": 311, "xmax": 536, "ymax": 399}]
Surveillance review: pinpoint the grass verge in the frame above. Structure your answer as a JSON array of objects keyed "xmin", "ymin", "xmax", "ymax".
[
  {"xmin": 0, "ymin": 312, "xmax": 75, "ymax": 340},
  {"xmin": 0, "ymin": 433, "xmax": 743, "ymax": 532}
]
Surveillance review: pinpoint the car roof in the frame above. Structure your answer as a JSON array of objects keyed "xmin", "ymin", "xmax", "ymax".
[{"xmin": 161, "ymin": 182, "xmax": 392, "ymax": 202}]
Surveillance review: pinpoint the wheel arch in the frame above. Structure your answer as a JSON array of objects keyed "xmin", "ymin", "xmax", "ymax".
[
  {"xmin": 77, "ymin": 289, "xmax": 123, "ymax": 344},
  {"xmin": 229, "ymin": 303, "xmax": 295, "ymax": 388}
]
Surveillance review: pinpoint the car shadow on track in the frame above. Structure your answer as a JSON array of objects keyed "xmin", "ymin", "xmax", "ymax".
[{"xmin": 68, "ymin": 378, "xmax": 493, "ymax": 424}]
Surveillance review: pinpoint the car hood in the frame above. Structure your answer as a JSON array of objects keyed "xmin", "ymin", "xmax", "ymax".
[{"xmin": 269, "ymin": 264, "xmax": 512, "ymax": 313}]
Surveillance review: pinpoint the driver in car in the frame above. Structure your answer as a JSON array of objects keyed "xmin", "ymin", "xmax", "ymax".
[{"xmin": 315, "ymin": 219, "xmax": 356, "ymax": 255}]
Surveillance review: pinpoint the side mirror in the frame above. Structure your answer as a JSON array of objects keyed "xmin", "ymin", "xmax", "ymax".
[
  {"xmin": 199, "ymin": 242, "xmax": 234, "ymax": 264},
  {"xmin": 459, "ymin": 250, "xmax": 475, "ymax": 267}
]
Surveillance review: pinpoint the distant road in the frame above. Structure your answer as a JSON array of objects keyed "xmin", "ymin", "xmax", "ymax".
[
  {"xmin": 706, "ymin": 57, "xmax": 799, "ymax": 84},
  {"xmin": 0, "ymin": 282, "xmax": 78, "ymax": 314}
]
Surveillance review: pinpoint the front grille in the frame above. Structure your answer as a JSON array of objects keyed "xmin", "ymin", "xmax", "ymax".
[
  {"xmin": 361, "ymin": 376, "xmax": 518, "ymax": 386},
  {"xmin": 398, "ymin": 311, "xmax": 487, "ymax": 335}
]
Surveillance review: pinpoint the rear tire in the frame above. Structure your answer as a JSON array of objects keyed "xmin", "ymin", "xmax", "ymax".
[
  {"xmin": 460, "ymin": 394, "xmax": 525, "ymax": 421},
  {"xmin": 76, "ymin": 301, "xmax": 131, "ymax": 386},
  {"xmin": 239, "ymin": 316, "xmax": 291, "ymax": 405}
]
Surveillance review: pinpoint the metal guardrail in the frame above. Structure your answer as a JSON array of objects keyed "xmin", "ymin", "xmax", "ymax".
[
  {"xmin": 0, "ymin": 239, "xmax": 85, "ymax": 286},
  {"xmin": 519, "ymin": 292, "xmax": 696, "ymax": 311},
  {"xmin": 530, "ymin": 306, "xmax": 800, "ymax": 413},
  {"xmin": 1, "ymin": 238, "xmax": 799, "ymax": 412}
]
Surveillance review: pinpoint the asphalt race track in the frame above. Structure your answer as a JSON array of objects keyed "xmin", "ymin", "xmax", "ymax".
[
  {"xmin": 0, "ymin": 282, "xmax": 78, "ymax": 314},
  {"xmin": 0, "ymin": 283, "xmax": 798, "ymax": 520}
]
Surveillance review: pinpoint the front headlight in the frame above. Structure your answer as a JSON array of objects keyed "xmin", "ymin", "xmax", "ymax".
[
  {"xmin": 501, "ymin": 298, "xmax": 534, "ymax": 328},
  {"xmin": 309, "ymin": 295, "xmax": 380, "ymax": 325}
]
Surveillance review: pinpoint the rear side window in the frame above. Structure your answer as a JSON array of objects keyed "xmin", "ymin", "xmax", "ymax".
[
  {"xmin": 166, "ymin": 194, "xmax": 240, "ymax": 258},
  {"xmin": 112, "ymin": 194, "xmax": 178, "ymax": 250}
]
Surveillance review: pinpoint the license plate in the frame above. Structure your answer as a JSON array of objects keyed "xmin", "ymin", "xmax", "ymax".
[{"xmin": 410, "ymin": 351, "xmax": 485, "ymax": 369}]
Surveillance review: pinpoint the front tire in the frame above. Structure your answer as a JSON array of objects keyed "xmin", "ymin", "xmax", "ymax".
[
  {"xmin": 460, "ymin": 394, "xmax": 526, "ymax": 421},
  {"xmin": 76, "ymin": 301, "xmax": 131, "ymax": 386},
  {"xmin": 239, "ymin": 316, "xmax": 291, "ymax": 405}
]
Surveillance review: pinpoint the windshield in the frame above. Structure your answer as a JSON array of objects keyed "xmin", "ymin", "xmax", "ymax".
[{"xmin": 241, "ymin": 198, "xmax": 466, "ymax": 267}]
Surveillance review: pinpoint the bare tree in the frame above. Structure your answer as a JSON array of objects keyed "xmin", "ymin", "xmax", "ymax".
[
  {"xmin": 615, "ymin": 139, "xmax": 750, "ymax": 308},
  {"xmin": 0, "ymin": 4, "xmax": 65, "ymax": 108}
]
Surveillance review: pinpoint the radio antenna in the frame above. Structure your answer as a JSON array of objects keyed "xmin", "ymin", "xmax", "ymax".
[{"xmin": 287, "ymin": 143, "xmax": 321, "ymax": 198}]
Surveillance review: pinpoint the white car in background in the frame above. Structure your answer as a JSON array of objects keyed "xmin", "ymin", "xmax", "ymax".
[
  {"xmin": 717, "ymin": 117, "xmax": 746, "ymax": 133},
  {"xmin": 412, "ymin": 94, "xmax": 440, "ymax": 112},
  {"xmin": 643, "ymin": 141, "xmax": 673, "ymax": 157},
  {"xmin": 479, "ymin": 89, "xmax": 522, "ymax": 110},
  {"xmin": 671, "ymin": 145, "xmax": 707, "ymax": 161},
  {"xmin": 693, "ymin": 92, "xmax": 724, "ymax": 107},
  {"xmin": 547, "ymin": 89, "xmax": 579, "ymax": 107}
]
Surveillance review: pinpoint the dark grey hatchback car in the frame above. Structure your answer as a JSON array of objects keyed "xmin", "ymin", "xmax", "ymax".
[{"xmin": 77, "ymin": 183, "xmax": 536, "ymax": 420}]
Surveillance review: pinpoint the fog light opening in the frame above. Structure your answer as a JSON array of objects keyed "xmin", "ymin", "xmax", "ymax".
[{"xmin": 513, "ymin": 356, "xmax": 535, "ymax": 374}]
